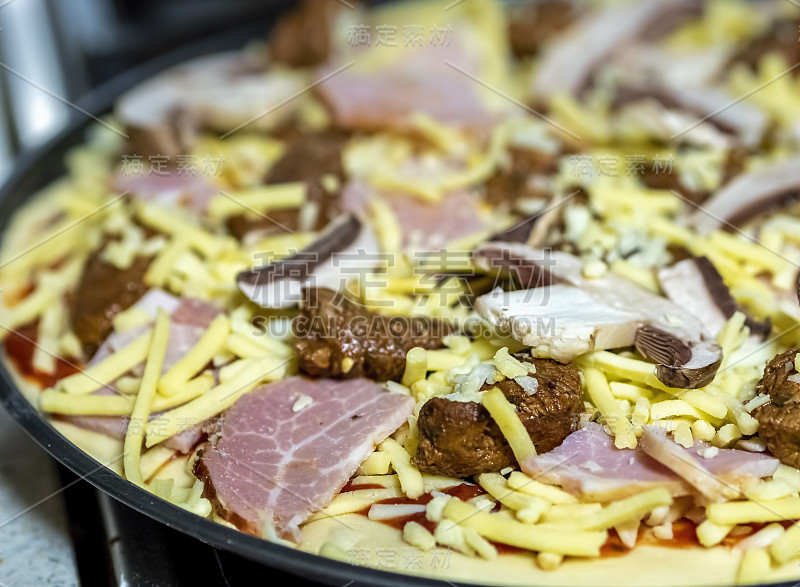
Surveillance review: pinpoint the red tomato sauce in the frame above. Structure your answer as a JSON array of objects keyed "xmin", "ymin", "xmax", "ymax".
[{"xmin": 3, "ymin": 322, "xmax": 81, "ymax": 388}]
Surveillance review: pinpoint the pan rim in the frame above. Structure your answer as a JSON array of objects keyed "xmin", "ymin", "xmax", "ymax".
[
  {"xmin": 1, "ymin": 14, "xmax": 798, "ymax": 587},
  {"xmin": 0, "ymin": 23, "xmax": 474, "ymax": 587}
]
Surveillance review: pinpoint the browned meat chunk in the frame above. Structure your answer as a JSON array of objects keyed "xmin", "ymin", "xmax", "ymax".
[
  {"xmin": 508, "ymin": 1, "xmax": 576, "ymax": 58},
  {"xmin": 269, "ymin": 0, "xmax": 339, "ymax": 68},
  {"xmin": 413, "ymin": 359, "xmax": 583, "ymax": 477},
  {"xmin": 730, "ymin": 18, "xmax": 800, "ymax": 75},
  {"xmin": 485, "ymin": 147, "xmax": 558, "ymax": 208},
  {"xmin": 638, "ymin": 149, "xmax": 746, "ymax": 206},
  {"xmin": 70, "ymin": 250, "xmax": 151, "ymax": 357},
  {"xmin": 227, "ymin": 131, "xmax": 347, "ymax": 239},
  {"xmin": 754, "ymin": 349, "xmax": 800, "ymax": 468},
  {"xmin": 293, "ymin": 288, "xmax": 455, "ymax": 382}
]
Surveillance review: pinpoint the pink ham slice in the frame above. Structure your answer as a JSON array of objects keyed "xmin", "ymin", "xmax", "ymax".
[
  {"xmin": 341, "ymin": 181, "xmax": 485, "ymax": 251},
  {"xmin": 640, "ymin": 426, "xmax": 778, "ymax": 502},
  {"xmin": 63, "ymin": 295, "xmax": 222, "ymax": 453},
  {"xmin": 317, "ymin": 46, "xmax": 495, "ymax": 131},
  {"xmin": 522, "ymin": 423, "xmax": 778, "ymax": 501},
  {"xmin": 196, "ymin": 377, "xmax": 414, "ymax": 541},
  {"xmin": 114, "ymin": 173, "xmax": 218, "ymax": 214}
]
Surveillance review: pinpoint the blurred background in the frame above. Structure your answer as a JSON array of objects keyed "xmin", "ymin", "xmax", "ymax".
[
  {"xmin": 0, "ymin": 2, "xmax": 328, "ymax": 585},
  {"xmin": 0, "ymin": 0, "xmax": 288, "ymax": 181}
]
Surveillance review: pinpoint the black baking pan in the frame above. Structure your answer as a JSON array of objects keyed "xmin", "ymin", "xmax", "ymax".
[
  {"xmin": 0, "ymin": 18, "xmax": 473, "ymax": 587},
  {"xmin": 1, "ymin": 7, "xmax": 799, "ymax": 587}
]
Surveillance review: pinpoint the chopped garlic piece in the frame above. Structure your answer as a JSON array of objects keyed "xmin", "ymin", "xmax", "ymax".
[
  {"xmin": 698, "ymin": 446, "xmax": 719, "ymax": 459},
  {"xmin": 492, "ymin": 347, "xmax": 527, "ymax": 379},
  {"xmin": 292, "ymin": 395, "xmax": 313, "ymax": 412},
  {"xmin": 653, "ymin": 523, "xmax": 674, "ymax": 540},
  {"xmin": 403, "ymin": 521, "xmax": 436, "ymax": 551},
  {"xmin": 434, "ymin": 519, "xmax": 475, "ymax": 557},
  {"xmin": 426, "ymin": 494, "xmax": 451, "ymax": 523}
]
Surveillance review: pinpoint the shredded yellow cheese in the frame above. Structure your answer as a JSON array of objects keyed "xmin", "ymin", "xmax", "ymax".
[
  {"xmin": 582, "ymin": 367, "xmax": 637, "ymax": 449},
  {"xmin": 124, "ymin": 309, "xmax": 171, "ymax": 487},
  {"xmin": 379, "ymin": 437, "xmax": 424, "ymax": 499},
  {"xmin": 306, "ymin": 488, "xmax": 403, "ymax": 522},
  {"xmin": 736, "ymin": 548, "xmax": 771, "ymax": 585},
  {"xmin": 544, "ymin": 488, "xmax": 673, "ymax": 531},
  {"xmin": 442, "ymin": 498, "xmax": 608, "ymax": 557},
  {"xmin": 158, "ymin": 314, "xmax": 230, "ymax": 396},
  {"xmin": 506, "ymin": 471, "xmax": 578, "ymax": 504},
  {"xmin": 477, "ymin": 473, "xmax": 549, "ymax": 523},
  {"xmin": 42, "ymin": 374, "xmax": 214, "ymax": 415},
  {"xmin": 482, "ymin": 387, "xmax": 537, "ymax": 464},
  {"xmin": 771, "ymin": 520, "xmax": 800, "ymax": 564},
  {"xmin": 401, "ymin": 347, "xmax": 428, "ymax": 388},
  {"xmin": 708, "ymin": 497, "xmax": 800, "ymax": 525},
  {"xmin": 58, "ymin": 330, "xmax": 152, "ymax": 394},
  {"xmin": 207, "ymin": 183, "xmax": 306, "ymax": 220},
  {"xmin": 145, "ymin": 357, "xmax": 285, "ymax": 448}
]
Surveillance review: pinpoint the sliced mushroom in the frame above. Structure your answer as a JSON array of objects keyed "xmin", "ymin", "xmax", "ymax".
[
  {"xmin": 663, "ymin": 86, "xmax": 768, "ymax": 150},
  {"xmin": 473, "ymin": 241, "xmax": 569, "ymax": 289},
  {"xmin": 658, "ymin": 256, "xmax": 770, "ymax": 340},
  {"xmin": 687, "ymin": 156, "xmax": 800, "ymax": 234},
  {"xmin": 489, "ymin": 192, "xmax": 565, "ymax": 247},
  {"xmin": 237, "ymin": 214, "xmax": 378, "ymax": 309},
  {"xmin": 116, "ymin": 53, "xmax": 304, "ymax": 157},
  {"xmin": 477, "ymin": 285, "xmax": 642, "ymax": 362},
  {"xmin": 635, "ymin": 328, "xmax": 721, "ymax": 389},
  {"xmin": 473, "ymin": 242, "xmax": 723, "ymax": 388},
  {"xmin": 532, "ymin": 0, "xmax": 697, "ymax": 100},
  {"xmin": 613, "ymin": 84, "xmax": 767, "ymax": 150}
]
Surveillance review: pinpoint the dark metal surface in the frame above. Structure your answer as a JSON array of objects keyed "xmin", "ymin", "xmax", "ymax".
[
  {"xmin": 1, "ymin": 10, "xmax": 799, "ymax": 587},
  {"xmin": 0, "ymin": 25, "xmax": 469, "ymax": 587}
]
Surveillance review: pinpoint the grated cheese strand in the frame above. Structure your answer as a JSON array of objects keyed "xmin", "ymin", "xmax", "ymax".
[
  {"xmin": 145, "ymin": 357, "xmax": 285, "ymax": 448},
  {"xmin": 582, "ymin": 367, "xmax": 637, "ymax": 449},
  {"xmin": 123, "ymin": 309, "xmax": 171, "ymax": 487},
  {"xmin": 441, "ymin": 498, "xmax": 607, "ymax": 557},
  {"xmin": 59, "ymin": 330, "xmax": 152, "ymax": 395},
  {"xmin": 477, "ymin": 473, "xmax": 549, "ymax": 523},
  {"xmin": 771, "ymin": 520, "xmax": 800, "ymax": 564},
  {"xmin": 707, "ymin": 497, "xmax": 800, "ymax": 525},
  {"xmin": 736, "ymin": 548, "xmax": 771, "ymax": 585},
  {"xmin": 306, "ymin": 488, "xmax": 403, "ymax": 523},
  {"xmin": 158, "ymin": 314, "xmax": 230, "ymax": 396},
  {"xmin": 544, "ymin": 488, "xmax": 674, "ymax": 531},
  {"xmin": 379, "ymin": 437, "xmax": 424, "ymax": 499},
  {"xmin": 41, "ymin": 374, "xmax": 214, "ymax": 416},
  {"xmin": 207, "ymin": 183, "xmax": 306, "ymax": 220},
  {"xmin": 482, "ymin": 387, "xmax": 537, "ymax": 465},
  {"xmin": 506, "ymin": 471, "xmax": 578, "ymax": 504},
  {"xmin": 401, "ymin": 347, "xmax": 428, "ymax": 388}
]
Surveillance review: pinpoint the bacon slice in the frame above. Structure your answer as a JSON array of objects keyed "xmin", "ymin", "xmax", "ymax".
[
  {"xmin": 341, "ymin": 181, "xmax": 485, "ymax": 251},
  {"xmin": 317, "ymin": 49, "xmax": 495, "ymax": 131},
  {"xmin": 522, "ymin": 423, "xmax": 778, "ymax": 501},
  {"xmin": 63, "ymin": 294, "xmax": 221, "ymax": 452},
  {"xmin": 115, "ymin": 173, "xmax": 218, "ymax": 214},
  {"xmin": 640, "ymin": 426, "xmax": 777, "ymax": 502},
  {"xmin": 196, "ymin": 377, "xmax": 414, "ymax": 541}
]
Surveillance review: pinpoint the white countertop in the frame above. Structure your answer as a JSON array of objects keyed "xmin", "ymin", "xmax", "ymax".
[{"xmin": 0, "ymin": 408, "xmax": 79, "ymax": 587}]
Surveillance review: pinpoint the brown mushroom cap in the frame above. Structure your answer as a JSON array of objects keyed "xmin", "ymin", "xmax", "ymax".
[
  {"xmin": 532, "ymin": 0, "xmax": 699, "ymax": 101},
  {"xmin": 237, "ymin": 214, "xmax": 377, "ymax": 308},
  {"xmin": 473, "ymin": 242, "xmax": 723, "ymax": 388},
  {"xmin": 115, "ymin": 53, "xmax": 303, "ymax": 158},
  {"xmin": 658, "ymin": 256, "xmax": 771, "ymax": 340},
  {"xmin": 687, "ymin": 156, "xmax": 800, "ymax": 234},
  {"xmin": 635, "ymin": 328, "xmax": 722, "ymax": 389}
]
